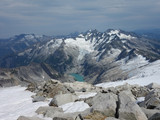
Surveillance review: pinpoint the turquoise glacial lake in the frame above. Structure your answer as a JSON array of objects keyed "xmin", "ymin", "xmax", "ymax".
[{"xmin": 70, "ymin": 73, "xmax": 84, "ymax": 82}]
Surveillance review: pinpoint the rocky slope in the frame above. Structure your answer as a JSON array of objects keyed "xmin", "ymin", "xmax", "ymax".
[
  {"xmin": 17, "ymin": 79, "xmax": 160, "ymax": 120},
  {"xmin": 0, "ymin": 29, "xmax": 160, "ymax": 85}
]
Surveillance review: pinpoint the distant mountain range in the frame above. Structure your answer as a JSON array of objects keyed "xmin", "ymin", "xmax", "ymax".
[
  {"xmin": 134, "ymin": 28, "xmax": 160, "ymax": 40},
  {"xmin": 0, "ymin": 29, "xmax": 160, "ymax": 86}
]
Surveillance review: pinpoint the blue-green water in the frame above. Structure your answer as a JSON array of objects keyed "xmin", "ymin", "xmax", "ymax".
[{"xmin": 70, "ymin": 73, "xmax": 84, "ymax": 82}]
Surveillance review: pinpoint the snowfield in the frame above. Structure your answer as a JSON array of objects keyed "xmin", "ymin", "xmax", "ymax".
[
  {"xmin": 96, "ymin": 60, "xmax": 160, "ymax": 88},
  {"xmin": 0, "ymin": 86, "xmax": 51, "ymax": 120}
]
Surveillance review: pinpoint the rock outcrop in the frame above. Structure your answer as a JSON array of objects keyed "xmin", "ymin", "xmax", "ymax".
[
  {"xmin": 18, "ymin": 81, "xmax": 160, "ymax": 120},
  {"xmin": 118, "ymin": 91, "xmax": 148, "ymax": 120},
  {"xmin": 49, "ymin": 93, "xmax": 78, "ymax": 106}
]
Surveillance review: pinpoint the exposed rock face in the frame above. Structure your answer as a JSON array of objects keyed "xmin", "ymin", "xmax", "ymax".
[
  {"xmin": 32, "ymin": 96, "xmax": 46, "ymax": 102},
  {"xmin": 49, "ymin": 93, "xmax": 78, "ymax": 106},
  {"xmin": 144, "ymin": 89, "xmax": 160, "ymax": 109},
  {"xmin": 35, "ymin": 79, "xmax": 71, "ymax": 98},
  {"xmin": 118, "ymin": 91, "xmax": 148, "ymax": 120},
  {"xmin": 91, "ymin": 93, "xmax": 118, "ymax": 117},
  {"xmin": 146, "ymin": 82, "xmax": 160, "ymax": 89},
  {"xmin": 64, "ymin": 82, "xmax": 98, "ymax": 92},
  {"xmin": 17, "ymin": 80, "xmax": 160, "ymax": 120},
  {"xmin": 141, "ymin": 107, "xmax": 160, "ymax": 119},
  {"xmin": 36, "ymin": 106, "xmax": 63, "ymax": 118},
  {"xmin": 149, "ymin": 113, "xmax": 160, "ymax": 120}
]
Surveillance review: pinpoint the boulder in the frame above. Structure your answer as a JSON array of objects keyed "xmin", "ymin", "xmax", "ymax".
[
  {"xmin": 49, "ymin": 93, "xmax": 78, "ymax": 106},
  {"xmin": 64, "ymin": 82, "xmax": 96, "ymax": 92},
  {"xmin": 149, "ymin": 113, "xmax": 160, "ymax": 120},
  {"xmin": 118, "ymin": 91, "xmax": 147, "ymax": 120},
  {"xmin": 17, "ymin": 116, "xmax": 43, "ymax": 120},
  {"xmin": 155, "ymin": 105, "xmax": 160, "ymax": 110},
  {"xmin": 131, "ymin": 86, "xmax": 150, "ymax": 97},
  {"xmin": 145, "ymin": 89, "xmax": 160, "ymax": 109},
  {"xmin": 115, "ymin": 83, "xmax": 132, "ymax": 92},
  {"xmin": 35, "ymin": 79, "xmax": 70, "ymax": 98},
  {"xmin": 52, "ymin": 108, "xmax": 91, "ymax": 119},
  {"xmin": 84, "ymin": 111, "xmax": 107, "ymax": 120},
  {"xmin": 36, "ymin": 106, "xmax": 63, "ymax": 118},
  {"xmin": 146, "ymin": 83, "xmax": 160, "ymax": 89},
  {"xmin": 141, "ymin": 107, "xmax": 160, "ymax": 119},
  {"xmin": 64, "ymin": 85, "xmax": 75, "ymax": 93},
  {"xmin": 101, "ymin": 87, "xmax": 117, "ymax": 94},
  {"xmin": 138, "ymin": 101, "xmax": 146, "ymax": 108},
  {"xmin": 32, "ymin": 96, "xmax": 45, "ymax": 102},
  {"xmin": 91, "ymin": 93, "xmax": 118, "ymax": 117}
]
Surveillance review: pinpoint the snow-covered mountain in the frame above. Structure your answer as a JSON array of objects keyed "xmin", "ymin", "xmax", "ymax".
[
  {"xmin": 0, "ymin": 34, "xmax": 52, "ymax": 60},
  {"xmin": 0, "ymin": 29, "xmax": 160, "ymax": 84}
]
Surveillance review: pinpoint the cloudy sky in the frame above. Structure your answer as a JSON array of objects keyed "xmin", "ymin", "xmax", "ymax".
[{"xmin": 0, "ymin": 0, "xmax": 160, "ymax": 38}]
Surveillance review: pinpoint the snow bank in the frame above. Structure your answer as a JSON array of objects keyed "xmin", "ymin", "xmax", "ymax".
[{"xmin": 0, "ymin": 86, "xmax": 50, "ymax": 120}]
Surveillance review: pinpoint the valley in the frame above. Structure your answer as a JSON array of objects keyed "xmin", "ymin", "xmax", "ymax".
[{"xmin": 0, "ymin": 29, "xmax": 160, "ymax": 120}]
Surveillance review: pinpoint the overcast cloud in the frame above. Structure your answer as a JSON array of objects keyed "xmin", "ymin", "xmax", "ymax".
[{"xmin": 0, "ymin": 0, "xmax": 160, "ymax": 38}]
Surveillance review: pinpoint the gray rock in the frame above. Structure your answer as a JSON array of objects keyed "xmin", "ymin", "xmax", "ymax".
[
  {"xmin": 141, "ymin": 107, "xmax": 160, "ymax": 119},
  {"xmin": 64, "ymin": 85, "xmax": 75, "ymax": 93},
  {"xmin": 155, "ymin": 105, "xmax": 160, "ymax": 110},
  {"xmin": 49, "ymin": 93, "xmax": 78, "ymax": 106},
  {"xmin": 138, "ymin": 101, "xmax": 146, "ymax": 108},
  {"xmin": 115, "ymin": 83, "xmax": 132, "ymax": 92},
  {"xmin": 131, "ymin": 85, "xmax": 150, "ymax": 97},
  {"xmin": 102, "ymin": 87, "xmax": 117, "ymax": 94},
  {"xmin": 32, "ymin": 96, "xmax": 45, "ymax": 102},
  {"xmin": 36, "ymin": 106, "xmax": 63, "ymax": 118},
  {"xmin": 118, "ymin": 91, "xmax": 147, "ymax": 120},
  {"xmin": 91, "ymin": 93, "xmax": 118, "ymax": 117},
  {"xmin": 146, "ymin": 83, "xmax": 160, "ymax": 89},
  {"xmin": 145, "ymin": 89, "xmax": 160, "ymax": 109},
  {"xmin": 53, "ymin": 117, "xmax": 73, "ymax": 120},
  {"xmin": 105, "ymin": 117, "xmax": 120, "ymax": 120},
  {"xmin": 149, "ymin": 113, "xmax": 160, "ymax": 120},
  {"xmin": 83, "ymin": 111, "xmax": 107, "ymax": 120},
  {"xmin": 17, "ymin": 116, "xmax": 43, "ymax": 120},
  {"xmin": 52, "ymin": 108, "xmax": 91, "ymax": 120}
]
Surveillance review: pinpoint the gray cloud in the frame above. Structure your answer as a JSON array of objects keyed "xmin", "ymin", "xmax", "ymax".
[{"xmin": 0, "ymin": 0, "xmax": 160, "ymax": 38}]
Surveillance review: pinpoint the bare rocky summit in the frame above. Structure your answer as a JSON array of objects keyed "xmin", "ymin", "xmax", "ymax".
[{"xmin": 17, "ymin": 80, "xmax": 160, "ymax": 120}]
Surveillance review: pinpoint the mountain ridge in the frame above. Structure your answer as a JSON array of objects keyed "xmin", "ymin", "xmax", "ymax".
[{"xmin": 0, "ymin": 29, "xmax": 160, "ymax": 85}]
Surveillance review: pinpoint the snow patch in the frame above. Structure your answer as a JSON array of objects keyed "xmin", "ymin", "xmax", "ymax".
[
  {"xmin": 96, "ymin": 60, "xmax": 160, "ymax": 88},
  {"xmin": 119, "ymin": 33, "xmax": 135, "ymax": 40},
  {"xmin": 65, "ymin": 38, "xmax": 94, "ymax": 60},
  {"xmin": 136, "ymin": 97, "xmax": 145, "ymax": 103},
  {"xmin": 78, "ymin": 92, "xmax": 97, "ymax": 99},
  {"xmin": 0, "ymin": 86, "xmax": 50, "ymax": 120},
  {"xmin": 108, "ymin": 30, "xmax": 135, "ymax": 40},
  {"xmin": 59, "ymin": 101, "xmax": 90, "ymax": 113}
]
